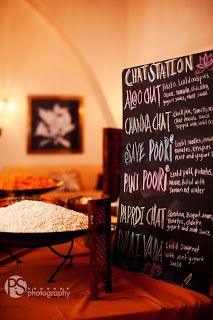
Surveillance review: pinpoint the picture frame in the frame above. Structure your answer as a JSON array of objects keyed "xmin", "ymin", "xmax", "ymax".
[{"xmin": 27, "ymin": 95, "xmax": 83, "ymax": 154}]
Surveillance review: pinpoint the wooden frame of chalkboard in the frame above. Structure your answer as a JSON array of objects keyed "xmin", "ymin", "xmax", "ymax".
[
  {"xmin": 113, "ymin": 50, "xmax": 213, "ymax": 295},
  {"xmin": 27, "ymin": 95, "xmax": 83, "ymax": 154}
]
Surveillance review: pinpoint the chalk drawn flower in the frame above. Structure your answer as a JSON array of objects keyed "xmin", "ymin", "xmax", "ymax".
[
  {"xmin": 143, "ymin": 262, "xmax": 152, "ymax": 274},
  {"xmin": 195, "ymin": 53, "xmax": 213, "ymax": 75},
  {"xmin": 150, "ymin": 263, "xmax": 163, "ymax": 277},
  {"xmin": 34, "ymin": 103, "xmax": 75, "ymax": 148},
  {"xmin": 143, "ymin": 262, "xmax": 163, "ymax": 277}
]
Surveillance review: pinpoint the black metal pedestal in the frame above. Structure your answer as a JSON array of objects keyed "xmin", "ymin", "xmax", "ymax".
[
  {"xmin": 48, "ymin": 240, "xmax": 74, "ymax": 282},
  {"xmin": 0, "ymin": 239, "xmax": 75, "ymax": 282}
]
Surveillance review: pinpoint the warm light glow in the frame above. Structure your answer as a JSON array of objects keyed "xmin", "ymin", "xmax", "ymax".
[
  {"xmin": 0, "ymin": 98, "xmax": 16, "ymax": 110},
  {"xmin": 0, "ymin": 98, "xmax": 16, "ymax": 136},
  {"xmin": 8, "ymin": 101, "xmax": 15, "ymax": 110},
  {"xmin": 0, "ymin": 101, "xmax": 4, "ymax": 109}
]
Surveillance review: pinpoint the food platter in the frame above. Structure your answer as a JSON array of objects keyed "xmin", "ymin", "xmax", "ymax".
[
  {"xmin": 0, "ymin": 196, "xmax": 88, "ymax": 282},
  {"xmin": 0, "ymin": 174, "xmax": 63, "ymax": 196},
  {"xmin": 0, "ymin": 182, "xmax": 63, "ymax": 196},
  {"xmin": 0, "ymin": 229, "xmax": 88, "ymax": 248},
  {"xmin": 0, "ymin": 197, "xmax": 88, "ymax": 248}
]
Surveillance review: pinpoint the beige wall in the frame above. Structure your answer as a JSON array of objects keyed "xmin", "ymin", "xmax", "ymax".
[
  {"xmin": 126, "ymin": 0, "xmax": 213, "ymax": 66},
  {"xmin": 0, "ymin": 0, "xmax": 212, "ymax": 169}
]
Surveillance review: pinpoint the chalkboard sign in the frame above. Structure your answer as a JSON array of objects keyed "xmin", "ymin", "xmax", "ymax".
[{"xmin": 113, "ymin": 50, "xmax": 213, "ymax": 295}]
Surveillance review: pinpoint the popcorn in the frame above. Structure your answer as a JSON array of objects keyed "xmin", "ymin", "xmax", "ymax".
[{"xmin": 0, "ymin": 200, "xmax": 88, "ymax": 233}]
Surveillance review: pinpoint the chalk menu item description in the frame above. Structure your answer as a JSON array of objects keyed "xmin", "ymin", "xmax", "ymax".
[{"xmin": 113, "ymin": 50, "xmax": 213, "ymax": 295}]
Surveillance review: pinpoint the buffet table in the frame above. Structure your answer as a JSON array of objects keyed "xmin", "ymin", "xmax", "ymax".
[{"xmin": 0, "ymin": 237, "xmax": 212, "ymax": 320}]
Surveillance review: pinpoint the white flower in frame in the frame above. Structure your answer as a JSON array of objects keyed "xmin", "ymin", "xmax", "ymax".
[{"xmin": 34, "ymin": 103, "xmax": 76, "ymax": 148}]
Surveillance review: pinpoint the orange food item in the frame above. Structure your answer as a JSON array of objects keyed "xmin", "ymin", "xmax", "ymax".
[{"xmin": 0, "ymin": 174, "xmax": 59, "ymax": 190}]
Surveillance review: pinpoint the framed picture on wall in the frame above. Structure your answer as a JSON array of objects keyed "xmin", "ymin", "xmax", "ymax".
[{"xmin": 27, "ymin": 95, "xmax": 83, "ymax": 153}]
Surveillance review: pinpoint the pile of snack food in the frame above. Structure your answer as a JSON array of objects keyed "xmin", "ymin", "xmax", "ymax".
[
  {"xmin": 0, "ymin": 173, "xmax": 60, "ymax": 190},
  {"xmin": 0, "ymin": 200, "xmax": 88, "ymax": 233}
]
